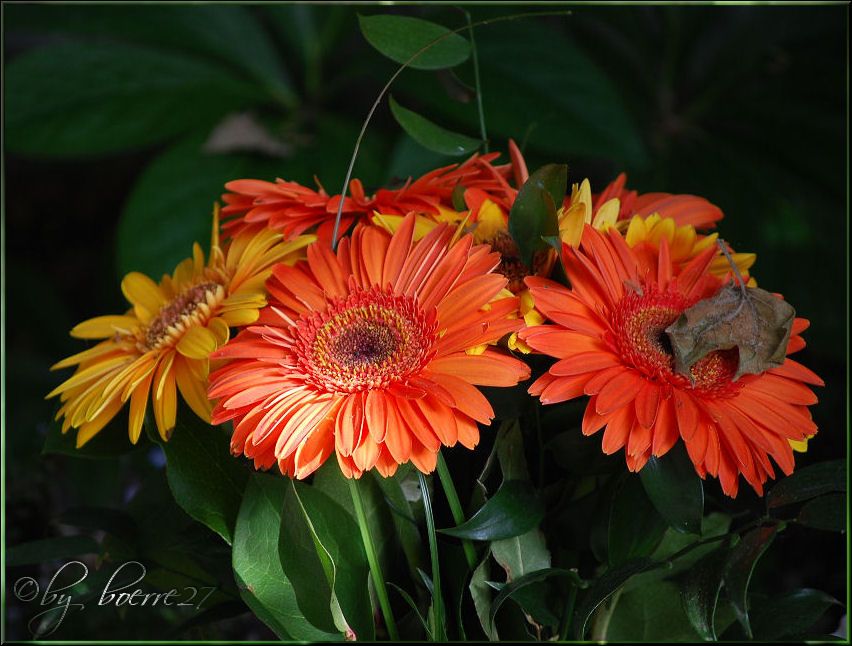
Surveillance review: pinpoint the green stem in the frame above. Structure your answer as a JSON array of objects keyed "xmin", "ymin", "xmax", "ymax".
[
  {"xmin": 348, "ymin": 478, "xmax": 399, "ymax": 641},
  {"xmin": 463, "ymin": 9, "xmax": 488, "ymax": 153},
  {"xmin": 418, "ymin": 471, "xmax": 446, "ymax": 641},
  {"xmin": 435, "ymin": 452, "xmax": 477, "ymax": 570}
]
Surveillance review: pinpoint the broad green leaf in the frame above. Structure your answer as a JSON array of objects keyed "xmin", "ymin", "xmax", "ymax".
[
  {"xmin": 389, "ymin": 95, "xmax": 481, "ymax": 156},
  {"xmin": 508, "ymin": 164, "xmax": 565, "ymax": 268},
  {"xmin": 606, "ymin": 581, "xmax": 702, "ymax": 642},
  {"xmin": 491, "ymin": 530, "xmax": 551, "ymax": 583},
  {"xmin": 358, "ymin": 14, "xmax": 470, "ymax": 70},
  {"xmin": 680, "ymin": 540, "xmax": 732, "ymax": 640},
  {"xmin": 279, "ymin": 482, "xmax": 340, "ymax": 634},
  {"xmin": 722, "ymin": 523, "xmax": 783, "ymax": 638},
  {"xmin": 42, "ymin": 409, "xmax": 142, "ymax": 460},
  {"xmin": 151, "ymin": 411, "xmax": 250, "ymax": 545},
  {"xmin": 767, "ymin": 459, "xmax": 846, "ymax": 508},
  {"xmin": 573, "ymin": 557, "xmax": 656, "ymax": 640},
  {"xmin": 622, "ymin": 512, "xmax": 732, "ymax": 594},
  {"xmin": 639, "ymin": 443, "xmax": 704, "ymax": 534},
  {"xmin": 495, "ymin": 420, "xmax": 530, "ymax": 482},
  {"xmin": 440, "ymin": 480, "xmax": 544, "ymax": 541},
  {"xmin": 4, "ymin": 5, "xmax": 296, "ymax": 105},
  {"xmin": 608, "ymin": 475, "xmax": 668, "ymax": 566},
  {"xmin": 5, "ymin": 41, "xmax": 266, "ymax": 156},
  {"xmin": 232, "ymin": 473, "xmax": 338, "ymax": 641},
  {"xmin": 469, "ymin": 557, "xmax": 499, "ymax": 640},
  {"xmin": 749, "ymin": 588, "xmax": 842, "ymax": 640},
  {"xmin": 287, "ymin": 480, "xmax": 375, "ymax": 641},
  {"xmin": 798, "ymin": 493, "xmax": 847, "ymax": 532},
  {"xmin": 6, "ymin": 535, "xmax": 101, "ymax": 567},
  {"xmin": 490, "ymin": 568, "xmax": 585, "ymax": 634}
]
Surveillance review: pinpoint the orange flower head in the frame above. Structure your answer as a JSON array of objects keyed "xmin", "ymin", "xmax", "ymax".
[
  {"xmin": 208, "ymin": 214, "xmax": 531, "ymax": 480},
  {"xmin": 520, "ymin": 224, "xmax": 822, "ymax": 497},
  {"xmin": 47, "ymin": 210, "xmax": 314, "ymax": 446}
]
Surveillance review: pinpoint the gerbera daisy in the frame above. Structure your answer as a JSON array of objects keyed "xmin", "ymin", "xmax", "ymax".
[
  {"xmin": 219, "ymin": 151, "xmax": 515, "ymax": 242},
  {"xmin": 207, "ymin": 214, "xmax": 531, "ymax": 480},
  {"xmin": 47, "ymin": 212, "xmax": 313, "ymax": 446},
  {"xmin": 520, "ymin": 225, "xmax": 822, "ymax": 497}
]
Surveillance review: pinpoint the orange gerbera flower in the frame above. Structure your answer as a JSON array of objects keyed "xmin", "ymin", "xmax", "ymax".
[
  {"xmin": 520, "ymin": 225, "xmax": 822, "ymax": 497},
  {"xmin": 220, "ymin": 152, "xmax": 515, "ymax": 242},
  {"xmin": 208, "ymin": 214, "xmax": 531, "ymax": 479},
  {"xmin": 47, "ymin": 214, "xmax": 313, "ymax": 446}
]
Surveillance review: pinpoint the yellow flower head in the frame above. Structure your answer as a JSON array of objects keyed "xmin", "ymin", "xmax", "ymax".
[{"xmin": 47, "ymin": 208, "xmax": 313, "ymax": 447}]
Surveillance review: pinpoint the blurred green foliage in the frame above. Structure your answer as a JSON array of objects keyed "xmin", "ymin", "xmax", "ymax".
[{"xmin": 4, "ymin": 3, "xmax": 846, "ymax": 641}]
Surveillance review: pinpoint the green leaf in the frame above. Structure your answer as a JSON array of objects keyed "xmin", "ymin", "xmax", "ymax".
[
  {"xmin": 508, "ymin": 164, "xmax": 565, "ymax": 268},
  {"xmin": 152, "ymin": 412, "xmax": 250, "ymax": 546},
  {"xmin": 440, "ymin": 480, "xmax": 545, "ymax": 541},
  {"xmin": 6, "ymin": 535, "xmax": 101, "ymax": 567},
  {"xmin": 5, "ymin": 41, "xmax": 265, "ymax": 156},
  {"xmin": 798, "ymin": 493, "xmax": 847, "ymax": 532},
  {"xmin": 469, "ymin": 557, "xmax": 499, "ymax": 640},
  {"xmin": 749, "ymin": 588, "xmax": 842, "ymax": 640},
  {"xmin": 722, "ymin": 523, "xmax": 783, "ymax": 638},
  {"xmin": 287, "ymin": 480, "xmax": 375, "ymax": 641},
  {"xmin": 358, "ymin": 14, "xmax": 470, "ymax": 70},
  {"xmin": 767, "ymin": 459, "xmax": 846, "ymax": 508},
  {"xmin": 490, "ymin": 568, "xmax": 585, "ymax": 634},
  {"xmin": 573, "ymin": 557, "xmax": 656, "ymax": 639},
  {"xmin": 608, "ymin": 475, "xmax": 668, "ymax": 566},
  {"xmin": 680, "ymin": 540, "xmax": 732, "ymax": 640},
  {"xmin": 606, "ymin": 581, "xmax": 702, "ymax": 641},
  {"xmin": 639, "ymin": 443, "xmax": 704, "ymax": 534},
  {"xmin": 389, "ymin": 95, "xmax": 481, "ymax": 156},
  {"xmin": 232, "ymin": 473, "xmax": 339, "ymax": 641},
  {"xmin": 5, "ymin": 5, "xmax": 296, "ymax": 106}
]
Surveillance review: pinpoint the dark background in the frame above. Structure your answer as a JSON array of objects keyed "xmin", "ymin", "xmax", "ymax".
[{"xmin": 4, "ymin": 3, "xmax": 847, "ymax": 640}]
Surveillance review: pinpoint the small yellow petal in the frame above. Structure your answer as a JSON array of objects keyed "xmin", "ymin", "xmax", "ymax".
[
  {"xmin": 70, "ymin": 315, "xmax": 139, "ymax": 339},
  {"xmin": 465, "ymin": 344, "xmax": 488, "ymax": 356},
  {"xmin": 207, "ymin": 317, "xmax": 231, "ymax": 347},
  {"xmin": 558, "ymin": 204, "xmax": 585, "ymax": 248},
  {"xmin": 592, "ymin": 198, "xmax": 620, "ymax": 232},
  {"xmin": 172, "ymin": 257, "xmax": 195, "ymax": 286},
  {"xmin": 220, "ymin": 307, "xmax": 260, "ymax": 327},
  {"xmin": 789, "ymin": 438, "xmax": 810, "ymax": 453},
  {"xmin": 176, "ymin": 325, "xmax": 218, "ymax": 359},
  {"xmin": 121, "ymin": 272, "xmax": 167, "ymax": 314},
  {"xmin": 647, "ymin": 216, "xmax": 676, "ymax": 248},
  {"xmin": 625, "ymin": 215, "xmax": 648, "ymax": 247},
  {"xmin": 152, "ymin": 360, "xmax": 177, "ymax": 441},
  {"xmin": 474, "ymin": 200, "xmax": 507, "ymax": 241},
  {"xmin": 193, "ymin": 242, "xmax": 206, "ymax": 276},
  {"xmin": 523, "ymin": 308, "xmax": 546, "ymax": 327}
]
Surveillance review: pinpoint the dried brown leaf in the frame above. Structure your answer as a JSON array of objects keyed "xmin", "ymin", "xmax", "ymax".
[{"xmin": 665, "ymin": 284, "xmax": 795, "ymax": 381}]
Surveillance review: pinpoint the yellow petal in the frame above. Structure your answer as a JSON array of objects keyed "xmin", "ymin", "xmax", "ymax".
[
  {"xmin": 625, "ymin": 215, "xmax": 648, "ymax": 247},
  {"xmin": 128, "ymin": 370, "xmax": 154, "ymax": 444},
  {"xmin": 647, "ymin": 216, "xmax": 676, "ymax": 248},
  {"xmin": 152, "ymin": 358, "xmax": 177, "ymax": 441},
  {"xmin": 121, "ymin": 272, "xmax": 167, "ymax": 314},
  {"xmin": 570, "ymin": 179, "xmax": 593, "ymax": 224},
  {"xmin": 176, "ymin": 325, "xmax": 218, "ymax": 359},
  {"xmin": 789, "ymin": 438, "xmax": 809, "ymax": 453},
  {"xmin": 192, "ymin": 242, "xmax": 206, "ymax": 276},
  {"xmin": 207, "ymin": 317, "xmax": 231, "ymax": 347},
  {"xmin": 558, "ymin": 204, "xmax": 585, "ymax": 248},
  {"xmin": 220, "ymin": 307, "xmax": 260, "ymax": 327},
  {"xmin": 70, "ymin": 315, "xmax": 139, "ymax": 339},
  {"xmin": 46, "ymin": 355, "xmax": 133, "ymax": 398},
  {"xmin": 670, "ymin": 224, "xmax": 697, "ymax": 262},
  {"xmin": 51, "ymin": 340, "xmax": 126, "ymax": 371},
  {"xmin": 592, "ymin": 198, "xmax": 620, "ymax": 232},
  {"xmin": 474, "ymin": 200, "xmax": 507, "ymax": 241},
  {"xmin": 465, "ymin": 344, "xmax": 488, "ymax": 356},
  {"xmin": 172, "ymin": 257, "xmax": 195, "ymax": 286},
  {"xmin": 175, "ymin": 357, "xmax": 212, "ymax": 423},
  {"xmin": 75, "ymin": 397, "xmax": 124, "ymax": 447}
]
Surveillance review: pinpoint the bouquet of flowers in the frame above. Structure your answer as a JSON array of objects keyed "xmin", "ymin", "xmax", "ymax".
[{"xmin": 5, "ymin": 5, "xmax": 846, "ymax": 642}]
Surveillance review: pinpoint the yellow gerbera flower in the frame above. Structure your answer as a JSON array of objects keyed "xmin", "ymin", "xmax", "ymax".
[{"xmin": 47, "ymin": 210, "xmax": 313, "ymax": 447}]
